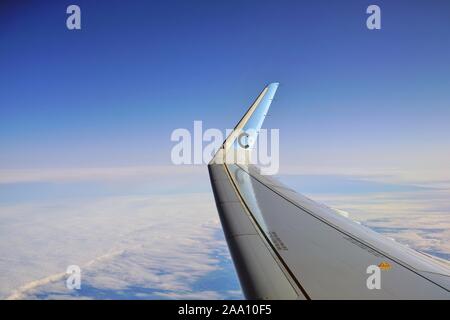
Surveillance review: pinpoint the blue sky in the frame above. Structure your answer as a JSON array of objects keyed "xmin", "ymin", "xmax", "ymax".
[
  {"xmin": 1, "ymin": 0, "xmax": 449, "ymax": 172},
  {"xmin": 1, "ymin": 1, "xmax": 450, "ymax": 299}
]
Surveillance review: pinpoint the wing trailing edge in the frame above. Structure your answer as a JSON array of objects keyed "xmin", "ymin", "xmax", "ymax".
[{"xmin": 208, "ymin": 84, "xmax": 450, "ymax": 299}]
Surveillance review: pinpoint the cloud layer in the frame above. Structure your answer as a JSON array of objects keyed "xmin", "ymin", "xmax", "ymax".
[
  {"xmin": 1, "ymin": 192, "xmax": 241, "ymax": 299},
  {"xmin": 1, "ymin": 166, "xmax": 448, "ymax": 299}
]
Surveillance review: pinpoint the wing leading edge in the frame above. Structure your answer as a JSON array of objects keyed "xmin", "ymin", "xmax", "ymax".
[{"xmin": 208, "ymin": 83, "xmax": 450, "ymax": 299}]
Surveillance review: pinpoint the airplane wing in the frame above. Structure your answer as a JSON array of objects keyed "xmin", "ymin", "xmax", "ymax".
[{"xmin": 208, "ymin": 83, "xmax": 450, "ymax": 299}]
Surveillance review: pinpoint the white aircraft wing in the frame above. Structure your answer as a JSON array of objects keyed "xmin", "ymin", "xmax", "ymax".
[{"xmin": 208, "ymin": 83, "xmax": 450, "ymax": 299}]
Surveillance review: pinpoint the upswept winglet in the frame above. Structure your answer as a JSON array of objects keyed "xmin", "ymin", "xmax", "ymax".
[{"xmin": 208, "ymin": 84, "xmax": 450, "ymax": 300}]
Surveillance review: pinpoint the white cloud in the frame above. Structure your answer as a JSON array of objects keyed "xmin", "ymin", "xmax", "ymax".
[
  {"xmin": 1, "ymin": 165, "xmax": 448, "ymax": 300},
  {"xmin": 1, "ymin": 192, "xmax": 241, "ymax": 299},
  {"xmin": 0, "ymin": 165, "xmax": 205, "ymax": 184},
  {"xmin": 280, "ymin": 165, "xmax": 450, "ymax": 187}
]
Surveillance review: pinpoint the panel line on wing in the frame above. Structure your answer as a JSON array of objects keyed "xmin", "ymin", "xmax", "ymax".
[
  {"xmin": 235, "ymin": 164, "xmax": 450, "ymax": 293},
  {"xmin": 223, "ymin": 163, "xmax": 312, "ymax": 299}
]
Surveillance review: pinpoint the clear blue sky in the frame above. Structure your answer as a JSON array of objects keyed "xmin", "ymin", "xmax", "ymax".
[
  {"xmin": 1, "ymin": 0, "xmax": 449, "ymax": 173},
  {"xmin": 1, "ymin": 1, "xmax": 449, "ymax": 299}
]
